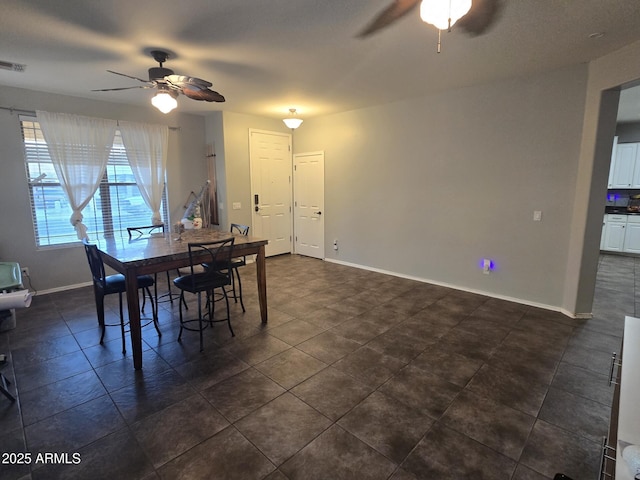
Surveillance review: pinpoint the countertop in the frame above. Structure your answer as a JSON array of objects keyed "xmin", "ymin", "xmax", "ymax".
[{"xmin": 605, "ymin": 207, "xmax": 640, "ymax": 215}]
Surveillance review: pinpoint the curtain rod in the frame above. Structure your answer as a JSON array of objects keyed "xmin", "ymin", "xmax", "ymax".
[
  {"xmin": 0, "ymin": 106, "xmax": 180, "ymax": 130},
  {"xmin": 0, "ymin": 106, "xmax": 35, "ymax": 115}
]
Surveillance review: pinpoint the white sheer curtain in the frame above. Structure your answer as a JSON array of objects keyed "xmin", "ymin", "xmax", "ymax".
[
  {"xmin": 118, "ymin": 121, "xmax": 168, "ymax": 226},
  {"xmin": 36, "ymin": 111, "xmax": 117, "ymax": 240}
]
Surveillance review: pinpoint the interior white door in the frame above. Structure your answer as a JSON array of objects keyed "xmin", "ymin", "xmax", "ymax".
[
  {"xmin": 294, "ymin": 151, "xmax": 325, "ymax": 259},
  {"xmin": 249, "ymin": 130, "xmax": 292, "ymax": 257}
]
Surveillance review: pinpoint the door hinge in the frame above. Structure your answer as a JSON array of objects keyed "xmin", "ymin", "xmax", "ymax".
[{"xmin": 289, "ymin": 144, "xmax": 291, "ymax": 151}]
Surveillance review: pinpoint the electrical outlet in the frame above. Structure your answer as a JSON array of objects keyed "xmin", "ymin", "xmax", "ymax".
[{"xmin": 21, "ymin": 267, "xmax": 29, "ymax": 277}]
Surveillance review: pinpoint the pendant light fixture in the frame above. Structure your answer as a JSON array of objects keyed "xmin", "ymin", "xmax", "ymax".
[
  {"xmin": 283, "ymin": 108, "xmax": 303, "ymax": 129},
  {"xmin": 151, "ymin": 87, "xmax": 178, "ymax": 114}
]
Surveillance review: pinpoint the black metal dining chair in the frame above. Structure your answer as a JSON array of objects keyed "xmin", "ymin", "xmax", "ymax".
[
  {"xmin": 228, "ymin": 223, "xmax": 249, "ymax": 312},
  {"xmin": 127, "ymin": 224, "xmax": 187, "ymax": 310},
  {"xmin": 202, "ymin": 223, "xmax": 249, "ymax": 312},
  {"xmin": 83, "ymin": 238, "xmax": 161, "ymax": 354},
  {"xmin": 173, "ymin": 237, "xmax": 235, "ymax": 352}
]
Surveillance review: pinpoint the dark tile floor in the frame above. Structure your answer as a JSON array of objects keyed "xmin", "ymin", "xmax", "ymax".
[{"xmin": 0, "ymin": 253, "xmax": 631, "ymax": 480}]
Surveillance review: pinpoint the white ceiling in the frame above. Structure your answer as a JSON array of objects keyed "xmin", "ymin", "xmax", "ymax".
[{"xmin": 1, "ymin": 0, "xmax": 640, "ymax": 121}]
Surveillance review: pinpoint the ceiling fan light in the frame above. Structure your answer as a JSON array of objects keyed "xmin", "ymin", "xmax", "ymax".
[
  {"xmin": 283, "ymin": 108, "xmax": 303, "ymax": 129},
  {"xmin": 151, "ymin": 91, "xmax": 178, "ymax": 114},
  {"xmin": 420, "ymin": 0, "xmax": 472, "ymax": 30}
]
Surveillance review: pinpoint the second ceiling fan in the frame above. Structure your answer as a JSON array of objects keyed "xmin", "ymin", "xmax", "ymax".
[{"xmin": 358, "ymin": 0, "xmax": 502, "ymax": 48}]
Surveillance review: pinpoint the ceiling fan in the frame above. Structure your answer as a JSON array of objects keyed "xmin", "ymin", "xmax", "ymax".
[
  {"xmin": 358, "ymin": 0, "xmax": 502, "ymax": 49},
  {"xmin": 92, "ymin": 50, "xmax": 225, "ymax": 113}
]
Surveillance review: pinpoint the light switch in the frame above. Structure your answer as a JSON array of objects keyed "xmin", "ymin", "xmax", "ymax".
[
  {"xmin": 533, "ymin": 211, "xmax": 542, "ymax": 222},
  {"xmin": 232, "ymin": 202, "xmax": 242, "ymax": 210}
]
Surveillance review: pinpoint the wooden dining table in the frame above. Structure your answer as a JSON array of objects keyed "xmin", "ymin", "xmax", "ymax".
[{"xmin": 94, "ymin": 228, "xmax": 269, "ymax": 370}]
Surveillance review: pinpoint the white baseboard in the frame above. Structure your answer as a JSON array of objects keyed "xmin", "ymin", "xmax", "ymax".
[
  {"xmin": 325, "ymin": 258, "xmax": 591, "ymax": 320},
  {"xmin": 33, "ymin": 258, "xmax": 594, "ymax": 320},
  {"xmin": 32, "ymin": 281, "xmax": 93, "ymax": 296}
]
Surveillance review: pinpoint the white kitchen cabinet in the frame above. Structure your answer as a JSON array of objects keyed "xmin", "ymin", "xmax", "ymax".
[
  {"xmin": 624, "ymin": 216, "xmax": 640, "ymax": 253},
  {"xmin": 608, "ymin": 142, "xmax": 640, "ymax": 189},
  {"xmin": 601, "ymin": 214, "xmax": 640, "ymax": 253},
  {"xmin": 603, "ymin": 214, "xmax": 627, "ymax": 251},
  {"xmin": 610, "ymin": 143, "xmax": 640, "ymax": 188}
]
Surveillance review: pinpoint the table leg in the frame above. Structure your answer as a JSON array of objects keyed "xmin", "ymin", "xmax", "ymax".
[
  {"xmin": 125, "ymin": 272, "xmax": 143, "ymax": 370},
  {"xmin": 256, "ymin": 245, "xmax": 268, "ymax": 324}
]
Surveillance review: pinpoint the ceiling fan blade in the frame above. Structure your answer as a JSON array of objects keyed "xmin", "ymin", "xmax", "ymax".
[
  {"xmin": 182, "ymin": 87, "xmax": 225, "ymax": 103},
  {"xmin": 107, "ymin": 70, "xmax": 154, "ymax": 84},
  {"xmin": 357, "ymin": 0, "xmax": 421, "ymax": 38},
  {"xmin": 91, "ymin": 85, "xmax": 153, "ymax": 92},
  {"xmin": 456, "ymin": 0, "xmax": 502, "ymax": 36},
  {"xmin": 165, "ymin": 75, "xmax": 213, "ymax": 89}
]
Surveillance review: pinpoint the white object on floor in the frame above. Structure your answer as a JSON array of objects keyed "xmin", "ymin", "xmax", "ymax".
[{"xmin": 0, "ymin": 289, "xmax": 33, "ymax": 309}]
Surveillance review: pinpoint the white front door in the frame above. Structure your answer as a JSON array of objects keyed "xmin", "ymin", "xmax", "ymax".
[
  {"xmin": 249, "ymin": 130, "xmax": 292, "ymax": 257},
  {"xmin": 294, "ymin": 151, "xmax": 325, "ymax": 259}
]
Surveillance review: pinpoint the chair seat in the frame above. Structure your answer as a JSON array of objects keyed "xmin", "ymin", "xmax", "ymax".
[
  {"xmin": 174, "ymin": 272, "xmax": 231, "ymax": 294},
  {"xmin": 104, "ymin": 274, "xmax": 155, "ymax": 295}
]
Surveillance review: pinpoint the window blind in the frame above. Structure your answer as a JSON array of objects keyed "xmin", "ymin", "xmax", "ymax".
[{"xmin": 21, "ymin": 117, "xmax": 168, "ymax": 247}]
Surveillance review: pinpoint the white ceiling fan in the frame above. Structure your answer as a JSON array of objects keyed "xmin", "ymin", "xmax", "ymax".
[{"xmin": 358, "ymin": 0, "xmax": 502, "ymax": 51}]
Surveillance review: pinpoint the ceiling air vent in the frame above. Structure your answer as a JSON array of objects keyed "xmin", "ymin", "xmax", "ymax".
[{"xmin": 0, "ymin": 60, "xmax": 26, "ymax": 72}]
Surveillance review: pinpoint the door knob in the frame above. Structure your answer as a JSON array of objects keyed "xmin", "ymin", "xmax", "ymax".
[
  {"xmin": 255, "ymin": 205, "xmax": 260, "ymax": 212},
  {"xmin": 314, "ymin": 211, "xmax": 322, "ymax": 215}
]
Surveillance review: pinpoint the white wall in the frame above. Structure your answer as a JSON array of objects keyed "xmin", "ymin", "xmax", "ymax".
[
  {"xmin": 0, "ymin": 86, "xmax": 207, "ymax": 292},
  {"xmin": 293, "ymin": 64, "xmax": 588, "ymax": 311}
]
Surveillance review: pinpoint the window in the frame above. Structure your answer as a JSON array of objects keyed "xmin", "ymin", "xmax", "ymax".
[{"xmin": 21, "ymin": 117, "xmax": 168, "ymax": 247}]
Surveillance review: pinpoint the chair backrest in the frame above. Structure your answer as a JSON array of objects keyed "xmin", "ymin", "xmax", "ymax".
[
  {"xmin": 230, "ymin": 223, "xmax": 249, "ymax": 236},
  {"xmin": 82, "ymin": 238, "xmax": 107, "ymax": 290},
  {"xmin": 230, "ymin": 224, "xmax": 249, "ymax": 261},
  {"xmin": 186, "ymin": 237, "xmax": 235, "ymax": 289},
  {"xmin": 127, "ymin": 224, "xmax": 165, "ymax": 239}
]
